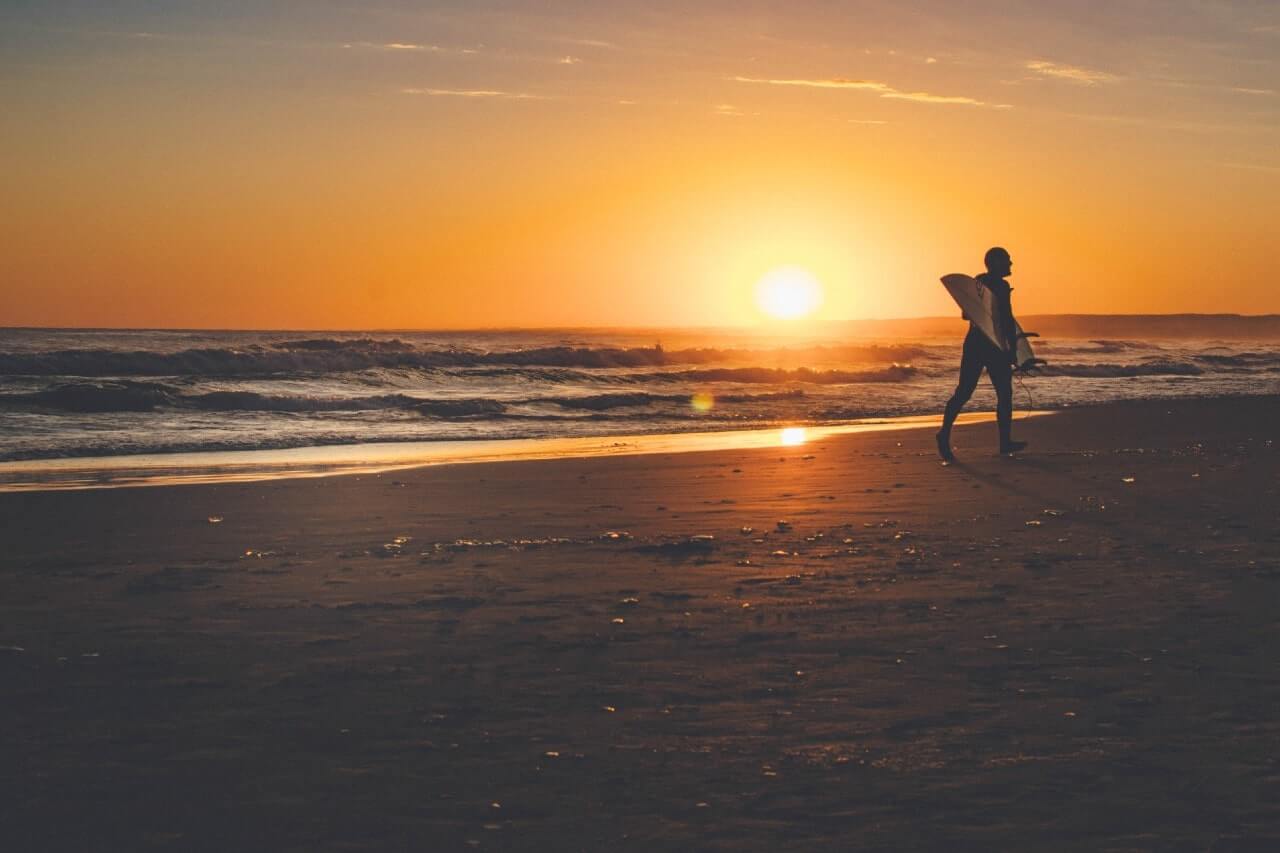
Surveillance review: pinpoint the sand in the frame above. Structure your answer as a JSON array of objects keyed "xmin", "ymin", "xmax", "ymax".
[{"xmin": 3, "ymin": 396, "xmax": 1279, "ymax": 852}]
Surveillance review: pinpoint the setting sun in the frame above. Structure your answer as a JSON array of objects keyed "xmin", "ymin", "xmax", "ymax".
[{"xmin": 755, "ymin": 267, "xmax": 825, "ymax": 320}]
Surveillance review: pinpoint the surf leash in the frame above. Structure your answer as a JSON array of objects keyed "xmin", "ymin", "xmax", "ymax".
[{"xmin": 1015, "ymin": 369, "xmax": 1035, "ymax": 420}]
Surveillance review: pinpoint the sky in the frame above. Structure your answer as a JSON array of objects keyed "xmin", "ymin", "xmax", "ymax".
[{"xmin": 2, "ymin": 1, "xmax": 1278, "ymax": 329}]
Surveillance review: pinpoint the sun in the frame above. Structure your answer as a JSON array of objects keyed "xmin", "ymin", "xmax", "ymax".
[{"xmin": 755, "ymin": 266, "xmax": 825, "ymax": 320}]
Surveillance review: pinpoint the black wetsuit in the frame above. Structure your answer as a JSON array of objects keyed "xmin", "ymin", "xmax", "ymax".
[{"xmin": 941, "ymin": 273, "xmax": 1017, "ymax": 448}]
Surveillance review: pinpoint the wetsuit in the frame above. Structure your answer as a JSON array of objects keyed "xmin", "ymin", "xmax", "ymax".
[{"xmin": 940, "ymin": 273, "xmax": 1017, "ymax": 450}]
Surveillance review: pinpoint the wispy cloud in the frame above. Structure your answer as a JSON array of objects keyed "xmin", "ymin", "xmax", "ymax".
[
  {"xmin": 732, "ymin": 76, "xmax": 891, "ymax": 93},
  {"xmin": 1025, "ymin": 60, "xmax": 1114, "ymax": 85},
  {"xmin": 401, "ymin": 87, "xmax": 548, "ymax": 100},
  {"xmin": 848, "ymin": 118, "xmax": 888, "ymax": 125},
  {"xmin": 1222, "ymin": 161, "xmax": 1280, "ymax": 173},
  {"xmin": 565, "ymin": 38, "xmax": 617, "ymax": 49},
  {"xmin": 1232, "ymin": 86, "xmax": 1276, "ymax": 96},
  {"xmin": 731, "ymin": 75, "xmax": 1002, "ymax": 108},
  {"xmin": 883, "ymin": 91, "xmax": 992, "ymax": 106},
  {"xmin": 713, "ymin": 103, "xmax": 762, "ymax": 117},
  {"xmin": 925, "ymin": 57, "xmax": 938, "ymax": 65},
  {"xmin": 558, "ymin": 56, "xmax": 581, "ymax": 65},
  {"xmin": 344, "ymin": 41, "xmax": 478, "ymax": 55}
]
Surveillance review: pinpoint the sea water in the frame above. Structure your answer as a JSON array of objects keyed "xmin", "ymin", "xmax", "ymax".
[{"xmin": 1, "ymin": 325, "xmax": 1277, "ymax": 464}]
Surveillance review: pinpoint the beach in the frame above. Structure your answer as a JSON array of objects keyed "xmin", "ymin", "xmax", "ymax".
[{"xmin": 3, "ymin": 395, "xmax": 1278, "ymax": 851}]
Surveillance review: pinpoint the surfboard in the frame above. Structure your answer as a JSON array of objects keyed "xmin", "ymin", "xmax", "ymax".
[{"xmin": 941, "ymin": 274, "xmax": 1044, "ymax": 371}]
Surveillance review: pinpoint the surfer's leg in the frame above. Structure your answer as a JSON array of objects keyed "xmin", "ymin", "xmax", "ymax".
[
  {"xmin": 939, "ymin": 337, "xmax": 982, "ymax": 459},
  {"xmin": 988, "ymin": 359, "xmax": 1024, "ymax": 453}
]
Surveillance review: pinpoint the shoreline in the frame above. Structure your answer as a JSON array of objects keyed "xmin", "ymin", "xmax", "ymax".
[{"xmin": 0, "ymin": 411, "xmax": 1023, "ymax": 492}]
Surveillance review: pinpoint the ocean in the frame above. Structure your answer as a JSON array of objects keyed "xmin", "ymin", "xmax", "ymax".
[{"xmin": 1, "ymin": 324, "xmax": 1278, "ymax": 465}]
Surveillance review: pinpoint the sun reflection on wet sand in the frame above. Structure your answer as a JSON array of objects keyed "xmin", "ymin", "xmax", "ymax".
[
  {"xmin": 780, "ymin": 427, "xmax": 808, "ymax": 446},
  {"xmin": 0, "ymin": 412, "xmax": 1043, "ymax": 492}
]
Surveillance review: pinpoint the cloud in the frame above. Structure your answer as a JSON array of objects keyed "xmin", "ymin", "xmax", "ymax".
[
  {"xmin": 882, "ymin": 91, "xmax": 988, "ymax": 106},
  {"xmin": 343, "ymin": 41, "xmax": 479, "ymax": 54},
  {"xmin": 731, "ymin": 76, "xmax": 891, "ymax": 93},
  {"xmin": 401, "ymin": 87, "xmax": 548, "ymax": 100},
  {"xmin": 1222, "ymin": 161, "xmax": 1280, "ymax": 173},
  {"xmin": 731, "ymin": 75, "xmax": 1002, "ymax": 107},
  {"xmin": 558, "ymin": 56, "xmax": 581, "ymax": 65},
  {"xmin": 1232, "ymin": 86, "xmax": 1276, "ymax": 96},
  {"xmin": 1025, "ymin": 60, "xmax": 1114, "ymax": 85},
  {"xmin": 848, "ymin": 118, "xmax": 888, "ymax": 125},
  {"xmin": 713, "ymin": 103, "xmax": 761, "ymax": 117},
  {"xmin": 344, "ymin": 41, "xmax": 424, "ymax": 50},
  {"xmin": 925, "ymin": 57, "xmax": 938, "ymax": 64}
]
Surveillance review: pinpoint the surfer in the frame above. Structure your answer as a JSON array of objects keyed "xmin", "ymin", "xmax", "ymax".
[{"xmin": 936, "ymin": 247, "xmax": 1027, "ymax": 461}]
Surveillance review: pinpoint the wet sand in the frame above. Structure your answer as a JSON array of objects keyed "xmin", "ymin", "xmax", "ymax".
[{"xmin": 3, "ymin": 396, "xmax": 1279, "ymax": 851}]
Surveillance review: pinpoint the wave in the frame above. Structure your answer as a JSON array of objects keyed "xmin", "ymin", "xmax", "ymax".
[
  {"xmin": 1039, "ymin": 361, "xmax": 1204, "ymax": 378},
  {"xmin": 536, "ymin": 390, "xmax": 806, "ymax": 411},
  {"xmin": 1033, "ymin": 339, "xmax": 1159, "ymax": 355},
  {"xmin": 1192, "ymin": 352, "xmax": 1280, "ymax": 367},
  {"xmin": 0, "ymin": 382, "xmax": 813, "ymax": 417},
  {"xmin": 642, "ymin": 365, "xmax": 919, "ymax": 384},
  {"xmin": 0, "ymin": 382, "xmax": 510, "ymax": 417},
  {"xmin": 0, "ymin": 381, "xmax": 179, "ymax": 413},
  {"xmin": 412, "ymin": 399, "xmax": 508, "ymax": 417},
  {"xmin": 1086, "ymin": 339, "xmax": 1150, "ymax": 353},
  {"xmin": 0, "ymin": 340, "xmax": 927, "ymax": 378}
]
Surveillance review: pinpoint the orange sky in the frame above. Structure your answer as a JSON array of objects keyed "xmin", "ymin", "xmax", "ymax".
[{"xmin": 3, "ymin": 2, "xmax": 1278, "ymax": 328}]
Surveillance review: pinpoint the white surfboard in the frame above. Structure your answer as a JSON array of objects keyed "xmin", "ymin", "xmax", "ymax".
[{"xmin": 941, "ymin": 274, "xmax": 1044, "ymax": 371}]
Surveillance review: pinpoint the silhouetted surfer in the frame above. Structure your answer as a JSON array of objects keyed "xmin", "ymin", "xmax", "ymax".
[{"xmin": 936, "ymin": 247, "xmax": 1027, "ymax": 461}]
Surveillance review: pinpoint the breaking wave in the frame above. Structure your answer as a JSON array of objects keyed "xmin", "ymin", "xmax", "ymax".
[
  {"xmin": 1039, "ymin": 361, "xmax": 1204, "ymax": 378},
  {"xmin": 0, "ymin": 383, "xmax": 813, "ymax": 416},
  {"xmin": 642, "ymin": 365, "xmax": 919, "ymax": 384},
  {"xmin": 0, "ymin": 340, "xmax": 926, "ymax": 378},
  {"xmin": 1191, "ymin": 352, "xmax": 1280, "ymax": 368},
  {"xmin": 537, "ymin": 390, "xmax": 805, "ymax": 411}
]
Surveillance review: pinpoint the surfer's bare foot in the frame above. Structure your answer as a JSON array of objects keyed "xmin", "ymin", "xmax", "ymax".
[
  {"xmin": 935, "ymin": 431, "xmax": 955, "ymax": 462},
  {"xmin": 1000, "ymin": 440, "xmax": 1028, "ymax": 455}
]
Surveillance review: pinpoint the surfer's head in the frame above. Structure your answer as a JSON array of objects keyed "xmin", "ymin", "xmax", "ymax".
[{"xmin": 984, "ymin": 246, "xmax": 1012, "ymax": 277}]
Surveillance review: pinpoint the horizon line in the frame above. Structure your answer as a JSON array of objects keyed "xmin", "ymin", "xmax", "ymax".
[{"xmin": 5, "ymin": 312, "xmax": 1280, "ymax": 335}]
